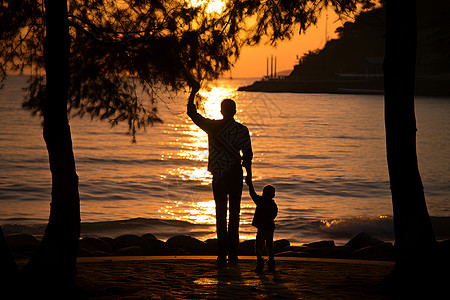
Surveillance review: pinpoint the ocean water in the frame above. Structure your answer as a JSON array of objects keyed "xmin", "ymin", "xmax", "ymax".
[{"xmin": 1, "ymin": 75, "xmax": 449, "ymax": 245}]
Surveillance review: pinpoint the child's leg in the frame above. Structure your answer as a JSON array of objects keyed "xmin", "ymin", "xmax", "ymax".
[
  {"xmin": 266, "ymin": 231, "xmax": 275, "ymax": 271},
  {"xmin": 266, "ymin": 231, "xmax": 275, "ymax": 260},
  {"xmin": 255, "ymin": 230, "xmax": 264, "ymax": 260},
  {"xmin": 255, "ymin": 230, "xmax": 265, "ymax": 272}
]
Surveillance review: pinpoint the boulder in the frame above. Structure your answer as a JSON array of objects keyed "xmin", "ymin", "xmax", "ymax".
[
  {"xmin": 141, "ymin": 236, "xmax": 167, "ymax": 255},
  {"xmin": 439, "ymin": 239, "xmax": 450, "ymax": 250},
  {"xmin": 283, "ymin": 246, "xmax": 308, "ymax": 252},
  {"xmin": 92, "ymin": 251, "xmax": 111, "ymax": 257},
  {"xmin": 183, "ymin": 237, "xmax": 208, "ymax": 255},
  {"xmin": 274, "ymin": 239, "xmax": 290, "ymax": 253},
  {"xmin": 276, "ymin": 251, "xmax": 313, "ymax": 257},
  {"xmin": 112, "ymin": 234, "xmax": 155, "ymax": 255},
  {"xmin": 238, "ymin": 240, "xmax": 256, "ymax": 256},
  {"xmin": 99, "ymin": 237, "xmax": 114, "ymax": 247},
  {"xmin": 5, "ymin": 233, "xmax": 40, "ymax": 257},
  {"xmin": 346, "ymin": 232, "xmax": 383, "ymax": 250},
  {"xmin": 303, "ymin": 240, "xmax": 335, "ymax": 248},
  {"xmin": 78, "ymin": 247, "xmax": 94, "ymax": 257},
  {"xmin": 166, "ymin": 235, "xmax": 191, "ymax": 250},
  {"xmin": 80, "ymin": 237, "xmax": 113, "ymax": 254},
  {"xmin": 10, "ymin": 243, "xmax": 39, "ymax": 257},
  {"xmin": 5, "ymin": 233, "xmax": 39, "ymax": 250},
  {"xmin": 320, "ymin": 245, "xmax": 353, "ymax": 259},
  {"xmin": 351, "ymin": 242, "xmax": 395, "ymax": 261},
  {"xmin": 113, "ymin": 246, "xmax": 145, "ymax": 256},
  {"xmin": 141, "ymin": 233, "xmax": 157, "ymax": 240},
  {"xmin": 205, "ymin": 239, "xmax": 218, "ymax": 255}
]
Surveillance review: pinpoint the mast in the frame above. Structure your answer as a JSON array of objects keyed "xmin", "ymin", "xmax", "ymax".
[
  {"xmin": 275, "ymin": 56, "xmax": 277, "ymax": 78},
  {"xmin": 270, "ymin": 55, "xmax": 273, "ymax": 78}
]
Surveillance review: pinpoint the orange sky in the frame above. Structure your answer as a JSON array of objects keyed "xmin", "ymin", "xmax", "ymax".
[{"xmin": 230, "ymin": 10, "xmax": 343, "ymax": 78}]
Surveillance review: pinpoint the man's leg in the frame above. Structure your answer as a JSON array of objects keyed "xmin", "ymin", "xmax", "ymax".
[
  {"xmin": 212, "ymin": 176, "xmax": 228, "ymax": 262},
  {"xmin": 228, "ymin": 170, "xmax": 243, "ymax": 260}
]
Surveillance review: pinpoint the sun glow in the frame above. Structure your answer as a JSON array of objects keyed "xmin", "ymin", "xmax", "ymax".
[
  {"xmin": 198, "ymin": 86, "xmax": 235, "ymax": 120},
  {"xmin": 190, "ymin": 0, "xmax": 226, "ymax": 14},
  {"xmin": 170, "ymin": 85, "xmax": 236, "ymax": 183}
]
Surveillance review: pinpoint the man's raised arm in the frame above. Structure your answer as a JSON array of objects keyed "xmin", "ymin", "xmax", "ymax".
[{"xmin": 187, "ymin": 80, "xmax": 200, "ymax": 119}]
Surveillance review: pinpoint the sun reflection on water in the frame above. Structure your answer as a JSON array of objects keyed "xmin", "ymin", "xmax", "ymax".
[
  {"xmin": 158, "ymin": 200, "xmax": 217, "ymax": 224},
  {"xmin": 158, "ymin": 199, "xmax": 256, "ymax": 228}
]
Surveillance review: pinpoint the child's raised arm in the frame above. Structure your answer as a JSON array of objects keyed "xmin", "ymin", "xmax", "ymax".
[{"xmin": 246, "ymin": 179, "xmax": 262, "ymax": 205}]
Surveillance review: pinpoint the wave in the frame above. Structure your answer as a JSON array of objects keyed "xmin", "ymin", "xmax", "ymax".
[
  {"xmin": 78, "ymin": 157, "xmax": 164, "ymax": 165},
  {"xmin": 313, "ymin": 216, "xmax": 450, "ymax": 242},
  {"xmin": 317, "ymin": 216, "xmax": 394, "ymax": 241}
]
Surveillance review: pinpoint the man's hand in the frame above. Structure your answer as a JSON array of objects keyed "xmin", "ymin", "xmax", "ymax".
[
  {"xmin": 245, "ymin": 175, "xmax": 252, "ymax": 186},
  {"xmin": 188, "ymin": 79, "xmax": 200, "ymax": 95}
]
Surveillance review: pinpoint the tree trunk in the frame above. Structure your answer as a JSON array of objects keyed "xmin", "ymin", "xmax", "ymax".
[
  {"xmin": 23, "ymin": 0, "xmax": 80, "ymax": 279},
  {"xmin": 383, "ymin": 0, "xmax": 436, "ymax": 270}
]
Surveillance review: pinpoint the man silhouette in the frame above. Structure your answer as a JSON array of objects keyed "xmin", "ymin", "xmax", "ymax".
[{"xmin": 187, "ymin": 82, "xmax": 253, "ymax": 264}]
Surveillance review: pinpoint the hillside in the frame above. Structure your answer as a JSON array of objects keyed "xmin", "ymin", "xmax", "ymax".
[{"xmin": 239, "ymin": 1, "xmax": 450, "ymax": 96}]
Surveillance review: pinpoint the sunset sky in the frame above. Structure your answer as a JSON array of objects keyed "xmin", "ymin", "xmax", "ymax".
[{"xmin": 230, "ymin": 9, "xmax": 342, "ymax": 78}]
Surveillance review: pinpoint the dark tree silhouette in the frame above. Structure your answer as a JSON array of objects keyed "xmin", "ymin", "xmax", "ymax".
[
  {"xmin": 383, "ymin": 0, "xmax": 441, "ymax": 284},
  {"xmin": 20, "ymin": 0, "xmax": 81, "ymax": 281}
]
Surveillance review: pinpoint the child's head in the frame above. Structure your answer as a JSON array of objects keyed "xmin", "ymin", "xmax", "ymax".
[{"xmin": 262, "ymin": 184, "xmax": 275, "ymax": 199}]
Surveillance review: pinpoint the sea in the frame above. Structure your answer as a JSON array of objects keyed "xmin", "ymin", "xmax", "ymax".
[{"xmin": 1, "ymin": 75, "xmax": 449, "ymax": 245}]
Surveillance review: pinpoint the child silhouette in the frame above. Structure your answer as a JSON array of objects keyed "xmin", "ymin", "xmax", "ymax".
[{"xmin": 246, "ymin": 177, "xmax": 278, "ymax": 272}]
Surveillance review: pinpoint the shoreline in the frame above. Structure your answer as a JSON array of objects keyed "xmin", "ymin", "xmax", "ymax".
[{"xmin": 237, "ymin": 78, "xmax": 450, "ymax": 96}]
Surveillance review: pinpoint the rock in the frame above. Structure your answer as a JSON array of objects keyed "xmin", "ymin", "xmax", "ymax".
[
  {"xmin": 205, "ymin": 239, "xmax": 218, "ymax": 255},
  {"xmin": 238, "ymin": 240, "xmax": 256, "ymax": 256},
  {"xmin": 284, "ymin": 246, "xmax": 308, "ymax": 252},
  {"xmin": 274, "ymin": 239, "xmax": 290, "ymax": 253},
  {"xmin": 114, "ymin": 246, "xmax": 145, "ymax": 256},
  {"xmin": 141, "ymin": 233, "xmax": 157, "ymax": 240},
  {"xmin": 439, "ymin": 239, "xmax": 450, "ymax": 250},
  {"xmin": 320, "ymin": 246, "xmax": 353, "ymax": 259},
  {"xmin": 112, "ymin": 234, "xmax": 155, "ymax": 255},
  {"xmin": 166, "ymin": 235, "xmax": 191, "ymax": 250},
  {"xmin": 92, "ymin": 251, "xmax": 111, "ymax": 257},
  {"xmin": 80, "ymin": 237, "xmax": 113, "ymax": 254},
  {"xmin": 276, "ymin": 251, "xmax": 313, "ymax": 257},
  {"xmin": 303, "ymin": 240, "xmax": 335, "ymax": 248},
  {"xmin": 346, "ymin": 232, "xmax": 383, "ymax": 250},
  {"xmin": 164, "ymin": 247, "xmax": 188, "ymax": 255},
  {"xmin": 5, "ymin": 233, "xmax": 39, "ymax": 250},
  {"xmin": 141, "ymin": 236, "xmax": 167, "ymax": 255},
  {"xmin": 351, "ymin": 242, "xmax": 394, "ymax": 261},
  {"xmin": 5, "ymin": 233, "xmax": 40, "ymax": 257},
  {"xmin": 12, "ymin": 253, "xmax": 29, "ymax": 260},
  {"xmin": 11, "ymin": 243, "xmax": 39, "ymax": 257},
  {"xmin": 78, "ymin": 247, "xmax": 94, "ymax": 257},
  {"xmin": 99, "ymin": 237, "xmax": 114, "ymax": 247},
  {"xmin": 183, "ymin": 237, "xmax": 208, "ymax": 255}
]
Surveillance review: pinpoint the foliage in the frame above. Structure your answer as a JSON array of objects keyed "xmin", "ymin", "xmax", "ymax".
[{"xmin": 0, "ymin": 0, "xmax": 377, "ymax": 139}]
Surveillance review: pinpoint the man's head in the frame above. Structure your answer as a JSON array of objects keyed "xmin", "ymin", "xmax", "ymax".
[
  {"xmin": 263, "ymin": 184, "xmax": 276, "ymax": 199},
  {"xmin": 221, "ymin": 99, "xmax": 236, "ymax": 120}
]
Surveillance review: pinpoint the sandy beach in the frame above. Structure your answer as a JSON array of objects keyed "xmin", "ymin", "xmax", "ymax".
[{"xmin": 53, "ymin": 256, "xmax": 393, "ymax": 299}]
